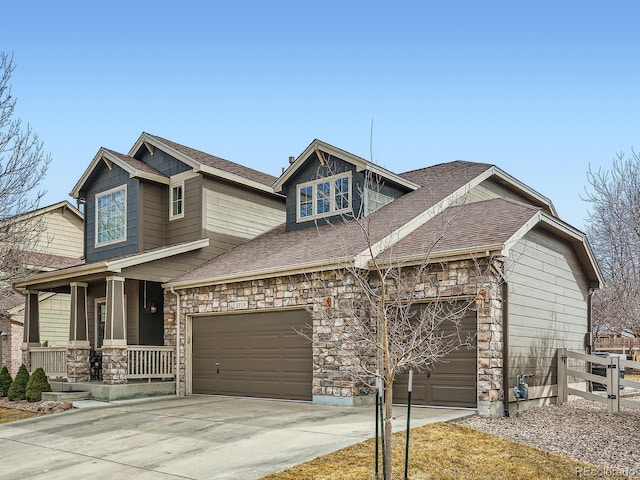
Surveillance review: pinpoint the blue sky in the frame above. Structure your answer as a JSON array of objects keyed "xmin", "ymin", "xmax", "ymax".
[{"xmin": 2, "ymin": 1, "xmax": 639, "ymax": 229}]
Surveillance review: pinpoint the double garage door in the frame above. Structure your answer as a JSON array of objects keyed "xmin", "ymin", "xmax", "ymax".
[
  {"xmin": 191, "ymin": 310, "xmax": 313, "ymax": 401},
  {"xmin": 393, "ymin": 307, "xmax": 478, "ymax": 408},
  {"xmin": 191, "ymin": 308, "xmax": 476, "ymax": 407}
]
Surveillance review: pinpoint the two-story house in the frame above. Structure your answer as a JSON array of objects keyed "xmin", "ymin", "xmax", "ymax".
[
  {"xmin": 14, "ymin": 133, "xmax": 285, "ymax": 390},
  {"xmin": 15, "ymin": 134, "xmax": 602, "ymax": 416}
]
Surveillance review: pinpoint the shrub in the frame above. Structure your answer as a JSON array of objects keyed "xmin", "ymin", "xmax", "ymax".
[
  {"xmin": 25, "ymin": 367, "xmax": 52, "ymax": 402},
  {"xmin": 0, "ymin": 366, "xmax": 12, "ymax": 397},
  {"xmin": 7, "ymin": 364, "xmax": 30, "ymax": 401}
]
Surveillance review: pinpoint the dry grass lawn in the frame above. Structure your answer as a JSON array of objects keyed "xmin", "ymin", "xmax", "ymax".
[
  {"xmin": 261, "ymin": 422, "xmax": 600, "ymax": 480},
  {"xmin": 0, "ymin": 408, "xmax": 41, "ymax": 424}
]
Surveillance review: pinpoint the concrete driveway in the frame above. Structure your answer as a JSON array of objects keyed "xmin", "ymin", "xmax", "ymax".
[{"xmin": 0, "ymin": 396, "xmax": 472, "ymax": 479}]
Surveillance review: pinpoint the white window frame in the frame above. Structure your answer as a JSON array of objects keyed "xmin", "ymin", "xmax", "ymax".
[
  {"xmin": 296, "ymin": 172, "xmax": 352, "ymax": 222},
  {"xmin": 170, "ymin": 181, "xmax": 185, "ymax": 220},
  {"xmin": 95, "ymin": 185, "xmax": 127, "ymax": 247}
]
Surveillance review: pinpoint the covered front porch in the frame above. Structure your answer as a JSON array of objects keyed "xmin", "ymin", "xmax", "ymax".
[{"xmin": 18, "ymin": 273, "xmax": 176, "ymax": 391}]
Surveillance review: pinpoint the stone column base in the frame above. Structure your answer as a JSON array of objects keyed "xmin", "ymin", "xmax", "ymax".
[
  {"xmin": 102, "ymin": 346, "xmax": 128, "ymax": 385},
  {"xmin": 67, "ymin": 346, "xmax": 91, "ymax": 383}
]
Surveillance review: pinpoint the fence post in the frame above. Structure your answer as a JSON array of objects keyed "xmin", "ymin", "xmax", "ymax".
[
  {"xmin": 557, "ymin": 348, "xmax": 566, "ymax": 405},
  {"xmin": 608, "ymin": 356, "xmax": 620, "ymax": 414}
]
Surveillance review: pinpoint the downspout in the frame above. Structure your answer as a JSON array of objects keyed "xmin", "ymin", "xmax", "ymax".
[{"xmin": 170, "ymin": 287, "xmax": 180, "ymax": 396}]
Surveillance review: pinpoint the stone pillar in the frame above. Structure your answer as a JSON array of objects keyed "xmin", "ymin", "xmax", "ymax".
[
  {"xmin": 22, "ymin": 290, "xmax": 40, "ymax": 370},
  {"xmin": 101, "ymin": 346, "xmax": 128, "ymax": 384},
  {"xmin": 67, "ymin": 282, "xmax": 91, "ymax": 382},
  {"xmin": 476, "ymin": 284, "xmax": 504, "ymax": 417},
  {"xmin": 102, "ymin": 276, "xmax": 128, "ymax": 384},
  {"xmin": 67, "ymin": 346, "xmax": 91, "ymax": 383}
]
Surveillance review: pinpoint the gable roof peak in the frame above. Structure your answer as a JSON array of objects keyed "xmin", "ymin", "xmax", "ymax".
[
  {"xmin": 130, "ymin": 132, "xmax": 279, "ymax": 195},
  {"xmin": 273, "ymin": 138, "xmax": 421, "ymax": 193}
]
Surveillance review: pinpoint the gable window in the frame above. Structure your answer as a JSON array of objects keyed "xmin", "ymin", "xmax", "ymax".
[
  {"xmin": 95, "ymin": 185, "xmax": 127, "ymax": 246},
  {"xmin": 297, "ymin": 172, "xmax": 352, "ymax": 222},
  {"xmin": 170, "ymin": 182, "xmax": 184, "ymax": 220}
]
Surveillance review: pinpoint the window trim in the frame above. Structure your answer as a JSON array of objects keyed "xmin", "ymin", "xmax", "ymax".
[
  {"xmin": 169, "ymin": 181, "xmax": 185, "ymax": 220},
  {"xmin": 296, "ymin": 172, "xmax": 352, "ymax": 222},
  {"xmin": 95, "ymin": 185, "xmax": 127, "ymax": 248}
]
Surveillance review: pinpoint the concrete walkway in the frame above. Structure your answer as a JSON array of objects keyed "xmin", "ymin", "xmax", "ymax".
[{"xmin": 0, "ymin": 396, "xmax": 473, "ymax": 479}]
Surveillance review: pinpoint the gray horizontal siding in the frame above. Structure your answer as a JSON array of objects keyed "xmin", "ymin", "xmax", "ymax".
[
  {"xmin": 167, "ymin": 176, "xmax": 203, "ymax": 245},
  {"xmin": 85, "ymin": 163, "xmax": 140, "ymax": 262},
  {"xmin": 507, "ymin": 228, "xmax": 589, "ymax": 392}
]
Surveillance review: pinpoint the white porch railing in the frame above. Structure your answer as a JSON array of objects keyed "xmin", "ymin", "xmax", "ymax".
[
  {"xmin": 29, "ymin": 347, "xmax": 67, "ymax": 378},
  {"xmin": 127, "ymin": 346, "xmax": 175, "ymax": 381}
]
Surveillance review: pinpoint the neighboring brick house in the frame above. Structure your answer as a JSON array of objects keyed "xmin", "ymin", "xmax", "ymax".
[
  {"xmin": 0, "ymin": 201, "xmax": 84, "ymax": 376},
  {"xmin": 164, "ymin": 139, "xmax": 602, "ymax": 417}
]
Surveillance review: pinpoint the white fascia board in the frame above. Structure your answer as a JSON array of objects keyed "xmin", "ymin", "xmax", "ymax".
[
  {"xmin": 502, "ymin": 211, "xmax": 542, "ymax": 255},
  {"xmin": 13, "ymin": 262, "xmax": 111, "ymax": 289},
  {"xmin": 382, "ymin": 244, "xmax": 506, "ymax": 268},
  {"xmin": 273, "ymin": 139, "xmax": 420, "ymax": 193},
  {"xmin": 163, "ymin": 256, "xmax": 354, "ymax": 290},
  {"xmin": 491, "ymin": 167, "xmax": 558, "ymax": 216},
  {"xmin": 107, "ymin": 238, "xmax": 210, "ymax": 270},
  {"xmin": 100, "ymin": 150, "xmax": 170, "ymax": 186},
  {"xmin": 353, "ymin": 168, "xmax": 495, "ymax": 269},
  {"xmin": 70, "ymin": 148, "xmax": 111, "ymax": 199},
  {"xmin": 141, "ymin": 134, "xmax": 275, "ymax": 195},
  {"xmin": 503, "ymin": 210, "xmax": 604, "ymax": 288}
]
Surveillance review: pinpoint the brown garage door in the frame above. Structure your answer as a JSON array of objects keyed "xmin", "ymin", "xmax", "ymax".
[
  {"xmin": 192, "ymin": 310, "xmax": 312, "ymax": 401},
  {"xmin": 393, "ymin": 307, "xmax": 477, "ymax": 408}
]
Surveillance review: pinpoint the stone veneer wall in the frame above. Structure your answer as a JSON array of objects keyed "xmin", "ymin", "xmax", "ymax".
[
  {"xmin": 166, "ymin": 258, "xmax": 505, "ymax": 416},
  {"xmin": 67, "ymin": 346, "xmax": 91, "ymax": 383},
  {"xmin": 101, "ymin": 346, "xmax": 128, "ymax": 384}
]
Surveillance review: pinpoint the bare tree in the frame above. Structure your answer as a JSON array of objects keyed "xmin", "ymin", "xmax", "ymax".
[
  {"xmin": 306, "ymin": 167, "xmax": 492, "ymax": 479},
  {"xmin": 0, "ymin": 52, "xmax": 51, "ymax": 288},
  {"xmin": 584, "ymin": 150, "xmax": 640, "ymax": 337}
]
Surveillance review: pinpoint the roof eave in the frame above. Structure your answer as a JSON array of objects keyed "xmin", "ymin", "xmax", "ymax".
[
  {"xmin": 139, "ymin": 133, "xmax": 277, "ymax": 195},
  {"xmin": 273, "ymin": 139, "xmax": 420, "ymax": 193},
  {"xmin": 491, "ymin": 167, "xmax": 558, "ymax": 216},
  {"xmin": 163, "ymin": 256, "xmax": 355, "ymax": 290}
]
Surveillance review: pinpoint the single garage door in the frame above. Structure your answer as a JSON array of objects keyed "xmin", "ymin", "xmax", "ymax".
[
  {"xmin": 191, "ymin": 309, "xmax": 312, "ymax": 401},
  {"xmin": 393, "ymin": 307, "xmax": 477, "ymax": 408}
]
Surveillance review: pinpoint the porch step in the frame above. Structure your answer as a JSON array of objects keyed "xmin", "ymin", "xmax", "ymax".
[{"xmin": 42, "ymin": 391, "xmax": 91, "ymax": 401}]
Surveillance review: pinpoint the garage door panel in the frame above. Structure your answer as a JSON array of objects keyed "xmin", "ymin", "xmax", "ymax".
[
  {"xmin": 192, "ymin": 310, "xmax": 312, "ymax": 401},
  {"xmin": 393, "ymin": 306, "xmax": 477, "ymax": 408}
]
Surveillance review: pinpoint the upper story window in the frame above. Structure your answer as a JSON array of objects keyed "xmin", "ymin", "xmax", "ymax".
[
  {"xmin": 96, "ymin": 185, "xmax": 127, "ymax": 247},
  {"xmin": 297, "ymin": 172, "xmax": 352, "ymax": 222},
  {"xmin": 170, "ymin": 182, "xmax": 184, "ymax": 220}
]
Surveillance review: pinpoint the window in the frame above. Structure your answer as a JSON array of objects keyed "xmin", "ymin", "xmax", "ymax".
[
  {"xmin": 365, "ymin": 188, "xmax": 394, "ymax": 215},
  {"xmin": 95, "ymin": 186, "xmax": 126, "ymax": 246},
  {"xmin": 296, "ymin": 172, "xmax": 352, "ymax": 222},
  {"xmin": 170, "ymin": 182, "xmax": 184, "ymax": 219},
  {"xmin": 95, "ymin": 299, "xmax": 106, "ymax": 349}
]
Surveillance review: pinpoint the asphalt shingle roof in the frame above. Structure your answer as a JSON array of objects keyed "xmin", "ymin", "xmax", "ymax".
[
  {"xmin": 150, "ymin": 135, "xmax": 278, "ymax": 188},
  {"xmin": 105, "ymin": 149, "xmax": 167, "ymax": 177},
  {"xmin": 172, "ymin": 160, "xmax": 497, "ymax": 284}
]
